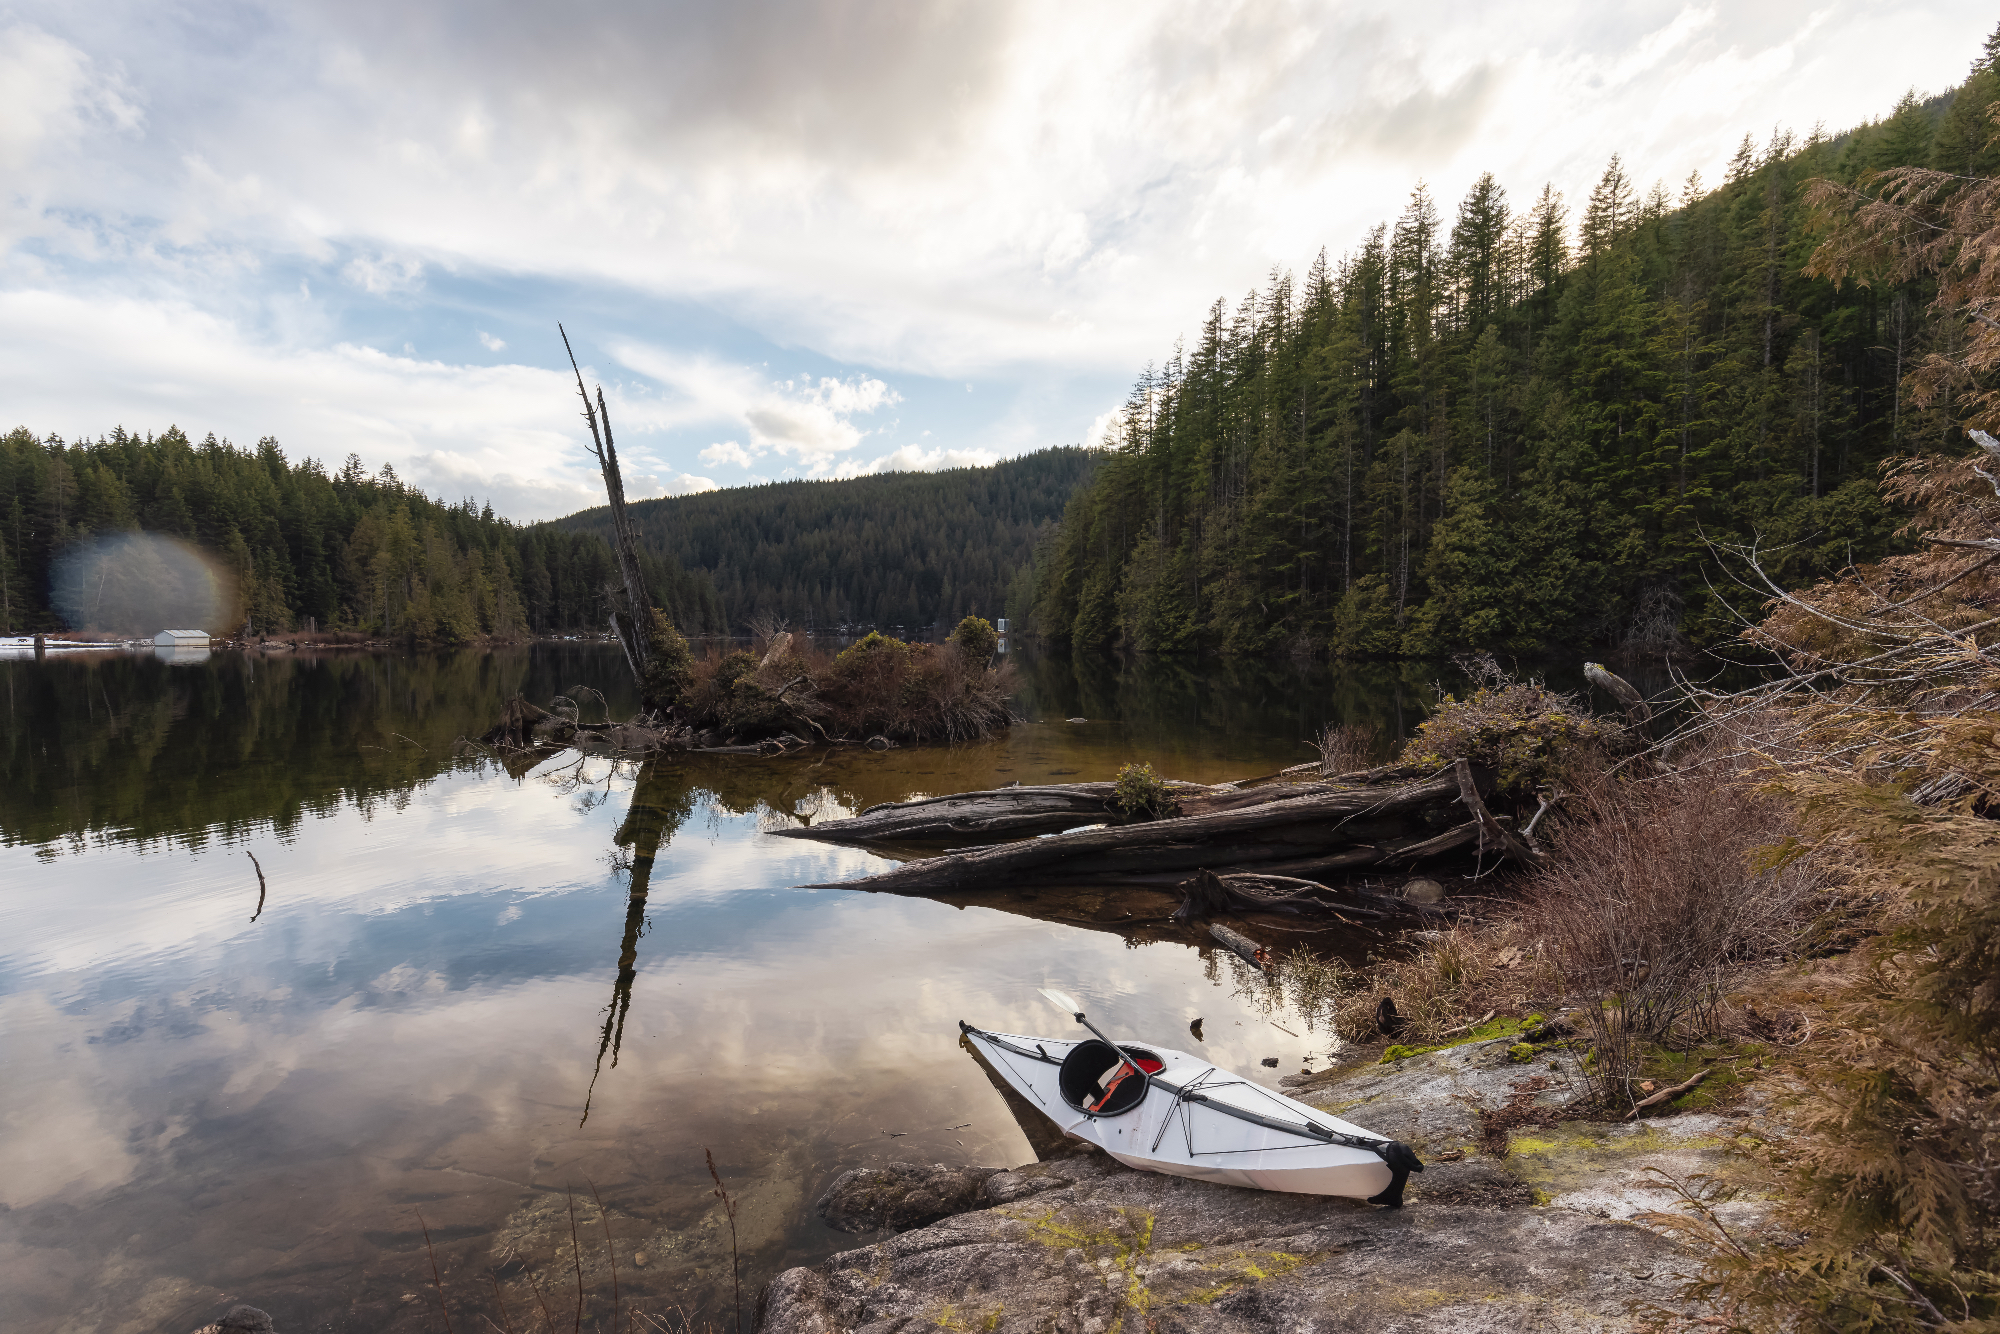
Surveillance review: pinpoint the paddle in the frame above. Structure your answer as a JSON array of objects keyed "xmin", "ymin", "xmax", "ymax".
[{"xmin": 1039, "ymin": 987, "xmax": 1146, "ymax": 1110}]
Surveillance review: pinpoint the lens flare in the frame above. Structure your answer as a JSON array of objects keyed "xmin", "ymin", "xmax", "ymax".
[{"xmin": 49, "ymin": 533, "xmax": 237, "ymax": 636}]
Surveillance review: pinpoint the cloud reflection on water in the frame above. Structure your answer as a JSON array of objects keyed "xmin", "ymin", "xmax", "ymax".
[{"xmin": 0, "ymin": 645, "xmax": 1381, "ymax": 1331}]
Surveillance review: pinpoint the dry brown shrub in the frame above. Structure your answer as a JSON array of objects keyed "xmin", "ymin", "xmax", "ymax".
[
  {"xmin": 674, "ymin": 634, "xmax": 1015, "ymax": 744},
  {"xmin": 1311, "ymin": 721, "xmax": 1382, "ymax": 776},
  {"xmin": 1519, "ymin": 759, "xmax": 1843, "ymax": 1103},
  {"xmin": 886, "ymin": 642, "xmax": 1018, "ymax": 743},
  {"xmin": 678, "ymin": 643, "xmax": 820, "ymax": 738}
]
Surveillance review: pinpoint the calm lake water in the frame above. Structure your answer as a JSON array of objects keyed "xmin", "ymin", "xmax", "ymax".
[{"xmin": 0, "ymin": 643, "xmax": 1466, "ymax": 1334}]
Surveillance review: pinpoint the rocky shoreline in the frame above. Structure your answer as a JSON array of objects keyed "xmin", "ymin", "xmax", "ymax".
[{"xmin": 761, "ymin": 1033, "xmax": 1778, "ymax": 1333}]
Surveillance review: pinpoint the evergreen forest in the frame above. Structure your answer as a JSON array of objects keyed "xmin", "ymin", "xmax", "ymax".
[
  {"xmin": 1024, "ymin": 61, "xmax": 2000, "ymax": 658},
  {"xmin": 0, "ymin": 426, "xmax": 724, "ymax": 638},
  {"xmin": 562, "ymin": 447, "xmax": 1095, "ymax": 633},
  {"xmin": 13, "ymin": 57, "xmax": 1997, "ymax": 660}
]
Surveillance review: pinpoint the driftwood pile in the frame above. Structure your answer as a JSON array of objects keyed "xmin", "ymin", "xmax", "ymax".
[
  {"xmin": 477, "ymin": 693, "xmax": 819, "ymax": 757},
  {"xmin": 780, "ymin": 758, "xmax": 1541, "ymax": 901}
]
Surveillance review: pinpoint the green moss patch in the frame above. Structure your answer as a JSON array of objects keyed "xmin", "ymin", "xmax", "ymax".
[
  {"xmin": 1629, "ymin": 1041, "xmax": 1764, "ymax": 1114},
  {"xmin": 1497, "ymin": 1119, "xmax": 1743, "ymax": 1201},
  {"xmin": 1181, "ymin": 1250, "xmax": 1311, "ymax": 1307},
  {"xmin": 1379, "ymin": 1013, "xmax": 1543, "ymax": 1063}
]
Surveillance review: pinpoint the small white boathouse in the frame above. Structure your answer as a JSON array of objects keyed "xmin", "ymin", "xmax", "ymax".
[{"xmin": 154, "ymin": 629, "xmax": 210, "ymax": 648}]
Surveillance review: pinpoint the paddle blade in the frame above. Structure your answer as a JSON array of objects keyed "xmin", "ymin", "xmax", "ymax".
[{"xmin": 1038, "ymin": 987, "xmax": 1084, "ymax": 1020}]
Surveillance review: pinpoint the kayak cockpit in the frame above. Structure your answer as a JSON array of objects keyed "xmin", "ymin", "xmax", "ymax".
[{"xmin": 1057, "ymin": 1040, "xmax": 1165, "ymax": 1116}]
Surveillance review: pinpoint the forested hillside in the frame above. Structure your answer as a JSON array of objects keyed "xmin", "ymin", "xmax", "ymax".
[
  {"xmin": 0, "ymin": 426, "xmax": 724, "ymax": 638},
  {"xmin": 1026, "ymin": 47, "xmax": 2000, "ymax": 658},
  {"xmin": 563, "ymin": 447, "xmax": 1096, "ymax": 633}
]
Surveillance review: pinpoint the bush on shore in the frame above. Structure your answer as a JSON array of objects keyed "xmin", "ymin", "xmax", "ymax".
[{"xmin": 1400, "ymin": 657, "xmax": 1621, "ymax": 794}]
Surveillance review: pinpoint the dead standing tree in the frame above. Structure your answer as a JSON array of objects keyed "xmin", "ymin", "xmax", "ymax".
[{"xmin": 561, "ymin": 324, "xmax": 652, "ymax": 688}]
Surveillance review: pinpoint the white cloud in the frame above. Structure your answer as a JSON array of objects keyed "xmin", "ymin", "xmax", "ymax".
[
  {"xmin": 832, "ymin": 444, "xmax": 1003, "ymax": 477},
  {"xmin": 1086, "ymin": 404, "xmax": 1124, "ymax": 450},
  {"xmin": 0, "ymin": 23, "xmax": 141, "ymax": 172},
  {"xmin": 613, "ymin": 340, "xmax": 902, "ymax": 469},
  {"xmin": 0, "ymin": 0, "xmax": 1993, "ymax": 500},
  {"xmin": 741, "ymin": 375, "xmax": 901, "ymax": 464},
  {"xmin": 476, "ymin": 329, "xmax": 505, "ymax": 351},
  {"xmin": 700, "ymin": 439, "xmax": 755, "ymax": 469},
  {"xmin": 342, "ymin": 253, "xmax": 425, "ymax": 295},
  {"xmin": 0, "ymin": 287, "xmax": 679, "ymax": 520},
  {"xmin": 628, "ymin": 468, "xmax": 719, "ymax": 496}
]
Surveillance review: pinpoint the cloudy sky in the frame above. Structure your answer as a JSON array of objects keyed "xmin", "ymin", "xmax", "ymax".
[{"xmin": 2, "ymin": 1, "xmax": 1992, "ymax": 520}]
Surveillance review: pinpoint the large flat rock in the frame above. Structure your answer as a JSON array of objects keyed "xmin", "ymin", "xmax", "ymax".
[
  {"xmin": 759, "ymin": 1151, "xmax": 1693, "ymax": 1333},
  {"xmin": 759, "ymin": 1035, "xmax": 1767, "ymax": 1333},
  {"xmin": 1294, "ymin": 1035, "xmax": 1590, "ymax": 1153}
]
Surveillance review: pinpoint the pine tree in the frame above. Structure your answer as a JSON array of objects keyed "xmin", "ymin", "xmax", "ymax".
[
  {"xmin": 1523, "ymin": 185, "xmax": 1568, "ymax": 329},
  {"xmin": 1579, "ymin": 154, "xmax": 1637, "ymax": 261},
  {"xmin": 1449, "ymin": 173, "xmax": 1510, "ymax": 333}
]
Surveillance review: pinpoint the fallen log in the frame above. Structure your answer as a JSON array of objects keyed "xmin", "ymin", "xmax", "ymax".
[
  {"xmin": 1452, "ymin": 760, "xmax": 1544, "ymax": 866},
  {"xmin": 781, "ymin": 773, "xmax": 1440, "ymax": 848},
  {"xmin": 769, "ymin": 782, "xmax": 1148, "ymax": 844},
  {"xmin": 799, "ymin": 771, "xmax": 1468, "ymax": 893},
  {"xmin": 1232, "ymin": 820, "xmax": 1483, "ymax": 878},
  {"xmin": 1585, "ymin": 661, "xmax": 1652, "ymax": 731},
  {"xmin": 1210, "ymin": 923, "xmax": 1270, "ymax": 970}
]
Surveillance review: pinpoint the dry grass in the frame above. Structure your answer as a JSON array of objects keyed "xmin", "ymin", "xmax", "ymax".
[
  {"xmin": 1253, "ymin": 741, "xmax": 1847, "ymax": 1085},
  {"xmin": 1322, "ymin": 922, "xmax": 1549, "ymax": 1048}
]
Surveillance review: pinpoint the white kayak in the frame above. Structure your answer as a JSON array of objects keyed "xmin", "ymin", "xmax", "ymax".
[{"xmin": 960, "ymin": 1019, "xmax": 1423, "ymax": 1205}]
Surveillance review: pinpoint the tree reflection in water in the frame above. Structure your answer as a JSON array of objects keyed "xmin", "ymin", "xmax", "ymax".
[{"xmin": 583, "ymin": 757, "xmax": 697, "ymax": 1124}]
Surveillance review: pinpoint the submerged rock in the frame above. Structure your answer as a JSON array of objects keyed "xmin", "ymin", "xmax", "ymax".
[
  {"xmin": 193, "ymin": 1307, "xmax": 276, "ymax": 1334},
  {"xmin": 814, "ymin": 1157, "xmax": 1102, "ymax": 1235},
  {"xmin": 816, "ymin": 1161, "xmax": 1003, "ymax": 1232},
  {"xmin": 1401, "ymin": 877, "xmax": 1446, "ymax": 904}
]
